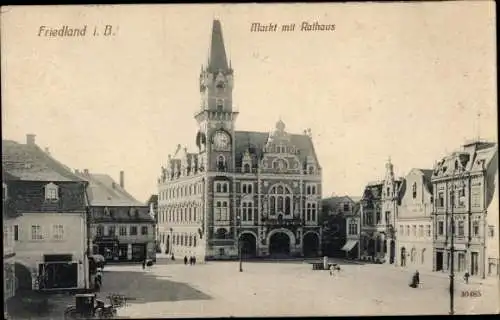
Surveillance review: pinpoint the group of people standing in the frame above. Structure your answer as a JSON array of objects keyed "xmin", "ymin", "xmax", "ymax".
[{"xmin": 184, "ymin": 255, "xmax": 197, "ymax": 265}]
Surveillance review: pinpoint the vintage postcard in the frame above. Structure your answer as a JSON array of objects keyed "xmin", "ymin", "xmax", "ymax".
[{"xmin": 1, "ymin": 2, "xmax": 498, "ymax": 318}]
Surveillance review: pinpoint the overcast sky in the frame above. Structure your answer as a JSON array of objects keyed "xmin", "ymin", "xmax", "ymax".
[{"xmin": 1, "ymin": 2, "xmax": 496, "ymax": 203}]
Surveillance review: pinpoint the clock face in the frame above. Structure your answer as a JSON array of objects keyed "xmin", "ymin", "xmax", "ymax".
[{"xmin": 213, "ymin": 131, "xmax": 230, "ymax": 150}]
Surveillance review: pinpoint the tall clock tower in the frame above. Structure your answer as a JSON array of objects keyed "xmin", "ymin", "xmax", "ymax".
[{"xmin": 195, "ymin": 19, "xmax": 238, "ymax": 172}]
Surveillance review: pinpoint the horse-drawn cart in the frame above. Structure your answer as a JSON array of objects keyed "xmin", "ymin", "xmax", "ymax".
[{"xmin": 63, "ymin": 293, "xmax": 127, "ymax": 319}]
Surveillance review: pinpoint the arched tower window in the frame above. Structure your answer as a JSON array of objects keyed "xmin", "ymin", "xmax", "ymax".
[
  {"xmin": 412, "ymin": 182, "xmax": 417, "ymax": 199},
  {"xmin": 268, "ymin": 184, "xmax": 293, "ymax": 216},
  {"xmin": 217, "ymin": 155, "xmax": 226, "ymax": 172}
]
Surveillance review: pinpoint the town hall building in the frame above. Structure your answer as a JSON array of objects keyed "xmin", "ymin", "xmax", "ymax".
[{"xmin": 156, "ymin": 20, "xmax": 322, "ymax": 261}]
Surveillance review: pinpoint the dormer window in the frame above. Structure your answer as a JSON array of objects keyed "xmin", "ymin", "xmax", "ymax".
[
  {"xmin": 45, "ymin": 182, "xmax": 59, "ymax": 201},
  {"xmin": 243, "ymin": 163, "xmax": 251, "ymax": 173},
  {"xmin": 308, "ymin": 166, "xmax": 314, "ymax": 174}
]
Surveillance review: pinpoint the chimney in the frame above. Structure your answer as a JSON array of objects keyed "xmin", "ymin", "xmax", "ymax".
[
  {"xmin": 84, "ymin": 169, "xmax": 89, "ymax": 175},
  {"xmin": 26, "ymin": 134, "xmax": 36, "ymax": 145},
  {"xmin": 120, "ymin": 171, "xmax": 124, "ymax": 188},
  {"xmin": 75, "ymin": 169, "xmax": 80, "ymax": 174},
  {"xmin": 45, "ymin": 147, "xmax": 50, "ymax": 155}
]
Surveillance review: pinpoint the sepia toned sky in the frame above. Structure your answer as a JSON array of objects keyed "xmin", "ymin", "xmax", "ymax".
[{"xmin": 1, "ymin": 2, "xmax": 497, "ymax": 203}]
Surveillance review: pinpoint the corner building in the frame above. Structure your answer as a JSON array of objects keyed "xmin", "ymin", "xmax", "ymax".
[{"xmin": 156, "ymin": 20, "xmax": 322, "ymax": 261}]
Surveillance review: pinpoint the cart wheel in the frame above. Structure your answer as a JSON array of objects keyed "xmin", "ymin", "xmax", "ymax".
[{"xmin": 63, "ymin": 306, "xmax": 78, "ymax": 320}]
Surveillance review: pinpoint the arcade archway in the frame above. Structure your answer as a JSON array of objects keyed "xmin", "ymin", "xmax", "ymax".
[
  {"xmin": 14, "ymin": 263, "xmax": 32, "ymax": 293},
  {"xmin": 269, "ymin": 232, "xmax": 290, "ymax": 256},
  {"xmin": 303, "ymin": 232, "xmax": 320, "ymax": 257},
  {"xmin": 389, "ymin": 240, "xmax": 396, "ymax": 264},
  {"xmin": 239, "ymin": 233, "xmax": 257, "ymax": 258}
]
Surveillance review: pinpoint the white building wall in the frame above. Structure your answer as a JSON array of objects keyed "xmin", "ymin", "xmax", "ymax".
[
  {"xmin": 397, "ymin": 170, "xmax": 434, "ymax": 271},
  {"xmin": 485, "ymin": 172, "xmax": 499, "ymax": 277},
  {"xmin": 14, "ymin": 212, "xmax": 88, "ymax": 290}
]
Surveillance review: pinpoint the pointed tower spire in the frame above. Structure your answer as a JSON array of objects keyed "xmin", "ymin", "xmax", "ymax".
[{"xmin": 208, "ymin": 19, "xmax": 229, "ymax": 72}]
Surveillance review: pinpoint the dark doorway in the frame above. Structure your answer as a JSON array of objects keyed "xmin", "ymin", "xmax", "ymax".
[
  {"xmin": 303, "ymin": 232, "xmax": 319, "ymax": 257},
  {"xmin": 471, "ymin": 252, "xmax": 479, "ymax": 275},
  {"xmin": 40, "ymin": 263, "xmax": 78, "ymax": 289},
  {"xmin": 269, "ymin": 232, "xmax": 290, "ymax": 257},
  {"xmin": 436, "ymin": 251, "xmax": 443, "ymax": 271},
  {"xmin": 239, "ymin": 233, "xmax": 257, "ymax": 258},
  {"xmin": 118, "ymin": 244, "xmax": 128, "ymax": 261},
  {"xmin": 14, "ymin": 263, "xmax": 32, "ymax": 292},
  {"xmin": 389, "ymin": 240, "xmax": 396, "ymax": 264},
  {"xmin": 166, "ymin": 235, "xmax": 170, "ymax": 254},
  {"xmin": 132, "ymin": 244, "xmax": 146, "ymax": 262}
]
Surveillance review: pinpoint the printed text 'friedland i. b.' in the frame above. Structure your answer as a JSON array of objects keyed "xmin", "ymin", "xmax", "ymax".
[
  {"xmin": 38, "ymin": 25, "xmax": 118, "ymax": 37},
  {"xmin": 250, "ymin": 21, "xmax": 336, "ymax": 32}
]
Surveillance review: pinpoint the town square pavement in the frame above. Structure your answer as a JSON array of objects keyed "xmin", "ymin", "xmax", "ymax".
[
  {"xmin": 102, "ymin": 259, "xmax": 498, "ymax": 318},
  {"xmin": 7, "ymin": 258, "xmax": 498, "ymax": 319}
]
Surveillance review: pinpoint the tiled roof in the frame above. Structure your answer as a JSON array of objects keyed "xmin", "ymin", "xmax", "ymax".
[
  {"xmin": 234, "ymin": 130, "xmax": 318, "ymax": 168},
  {"xmin": 75, "ymin": 172, "xmax": 145, "ymax": 207},
  {"xmin": 89, "ymin": 206, "xmax": 153, "ymax": 223},
  {"xmin": 2, "ymin": 140, "xmax": 85, "ymax": 182},
  {"xmin": 432, "ymin": 142, "xmax": 497, "ymax": 179}
]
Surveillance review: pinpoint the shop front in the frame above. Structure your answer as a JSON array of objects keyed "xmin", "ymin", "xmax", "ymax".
[{"xmin": 39, "ymin": 254, "xmax": 78, "ymax": 290}]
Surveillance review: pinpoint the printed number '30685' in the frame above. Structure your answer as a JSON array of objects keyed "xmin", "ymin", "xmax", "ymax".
[{"xmin": 461, "ymin": 290, "xmax": 482, "ymax": 298}]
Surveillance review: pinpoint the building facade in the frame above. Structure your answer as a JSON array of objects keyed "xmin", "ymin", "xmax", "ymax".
[
  {"xmin": 76, "ymin": 170, "xmax": 156, "ymax": 262},
  {"xmin": 2, "ymin": 135, "xmax": 90, "ymax": 291},
  {"xmin": 321, "ymin": 196, "xmax": 360, "ymax": 259},
  {"xmin": 3, "ymin": 170, "xmax": 21, "ymax": 312},
  {"xmin": 485, "ymin": 171, "xmax": 499, "ymax": 277},
  {"xmin": 360, "ymin": 159, "xmax": 403, "ymax": 263},
  {"xmin": 432, "ymin": 140, "xmax": 498, "ymax": 279},
  {"xmin": 156, "ymin": 20, "xmax": 322, "ymax": 261},
  {"xmin": 396, "ymin": 168, "xmax": 434, "ymax": 271}
]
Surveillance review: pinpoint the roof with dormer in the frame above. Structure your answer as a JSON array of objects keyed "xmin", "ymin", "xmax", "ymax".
[
  {"xmin": 432, "ymin": 141, "xmax": 497, "ymax": 179},
  {"xmin": 75, "ymin": 172, "xmax": 146, "ymax": 207},
  {"xmin": 2, "ymin": 140, "xmax": 86, "ymax": 182},
  {"xmin": 234, "ymin": 129, "xmax": 319, "ymax": 168}
]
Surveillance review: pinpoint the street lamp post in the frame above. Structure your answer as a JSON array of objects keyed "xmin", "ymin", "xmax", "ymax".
[{"xmin": 237, "ymin": 215, "xmax": 243, "ymax": 272}]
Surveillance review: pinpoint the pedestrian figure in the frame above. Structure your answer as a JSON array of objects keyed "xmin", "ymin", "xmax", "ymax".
[
  {"xmin": 184, "ymin": 256, "xmax": 188, "ymax": 265},
  {"xmin": 329, "ymin": 265, "xmax": 335, "ymax": 276},
  {"xmin": 193, "ymin": 256, "xmax": 197, "ymax": 265},
  {"xmin": 142, "ymin": 259, "xmax": 146, "ymax": 270},
  {"xmin": 464, "ymin": 272, "xmax": 470, "ymax": 284},
  {"xmin": 409, "ymin": 270, "xmax": 419, "ymax": 288},
  {"xmin": 189, "ymin": 256, "xmax": 193, "ymax": 265},
  {"xmin": 171, "ymin": 254, "xmax": 175, "ymax": 261}
]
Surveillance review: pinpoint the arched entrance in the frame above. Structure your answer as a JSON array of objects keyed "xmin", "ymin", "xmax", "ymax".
[
  {"xmin": 303, "ymin": 232, "xmax": 320, "ymax": 257},
  {"xmin": 14, "ymin": 263, "xmax": 32, "ymax": 293},
  {"xmin": 239, "ymin": 233, "xmax": 257, "ymax": 258},
  {"xmin": 389, "ymin": 240, "xmax": 396, "ymax": 264},
  {"xmin": 269, "ymin": 232, "xmax": 290, "ymax": 257}
]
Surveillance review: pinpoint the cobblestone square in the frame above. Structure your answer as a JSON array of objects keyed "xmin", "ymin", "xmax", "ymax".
[{"xmin": 96, "ymin": 260, "xmax": 498, "ymax": 318}]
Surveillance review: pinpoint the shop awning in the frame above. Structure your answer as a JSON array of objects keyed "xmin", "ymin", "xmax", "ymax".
[{"xmin": 341, "ymin": 240, "xmax": 358, "ymax": 252}]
